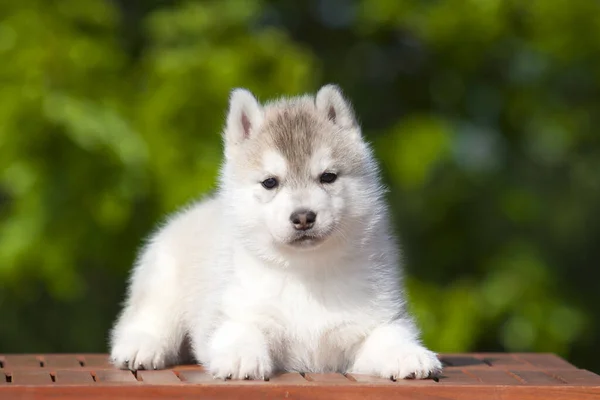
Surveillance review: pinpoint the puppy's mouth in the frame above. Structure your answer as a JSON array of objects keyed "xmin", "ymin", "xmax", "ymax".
[{"xmin": 288, "ymin": 233, "xmax": 325, "ymax": 248}]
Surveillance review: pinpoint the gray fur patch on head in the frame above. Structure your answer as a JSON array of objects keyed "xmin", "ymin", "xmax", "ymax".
[
  {"xmin": 263, "ymin": 98, "xmax": 327, "ymax": 175},
  {"xmin": 239, "ymin": 94, "xmax": 367, "ymax": 185}
]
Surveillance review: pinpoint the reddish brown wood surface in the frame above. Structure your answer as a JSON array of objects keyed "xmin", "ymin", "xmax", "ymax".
[{"xmin": 1, "ymin": 353, "xmax": 598, "ymax": 399}]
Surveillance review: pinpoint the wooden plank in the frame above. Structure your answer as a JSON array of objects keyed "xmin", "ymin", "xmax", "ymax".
[
  {"xmin": 1, "ymin": 384, "xmax": 600, "ymax": 400},
  {"xmin": 54, "ymin": 371, "xmax": 95, "ymax": 385},
  {"xmin": 94, "ymin": 370, "xmax": 137, "ymax": 383},
  {"xmin": 169, "ymin": 364, "xmax": 205, "ymax": 371},
  {"xmin": 550, "ymin": 369, "xmax": 600, "ymax": 386},
  {"xmin": 304, "ymin": 373, "xmax": 352, "ymax": 383},
  {"xmin": 440, "ymin": 354, "xmax": 488, "ymax": 369},
  {"xmin": 3, "ymin": 355, "xmax": 42, "ymax": 369},
  {"xmin": 79, "ymin": 354, "xmax": 112, "ymax": 368},
  {"xmin": 178, "ymin": 370, "xmax": 220, "ymax": 384},
  {"xmin": 515, "ymin": 353, "xmax": 576, "ymax": 369},
  {"xmin": 44, "ymin": 355, "xmax": 82, "ymax": 369},
  {"xmin": 510, "ymin": 370, "xmax": 565, "ymax": 385},
  {"xmin": 177, "ymin": 370, "xmax": 272, "ymax": 385},
  {"xmin": 477, "ymin": 353, "xmax": 530, "ymax": 369},
  {"xmin": 467, "ymin": 370, "xmax": 523, "ymax": 385},
  {"xmin": 11, "ymin": 371, "xmax": 53, "ymax": 385},
  {"xmin": 345, "ymin": 374, "xmax": 395, "ymax": 384},
  {"xmin": 138, "ymin": 371, "xmax": 181, "ymax": 385},
  {"xmin": 347, "ymin": 374, "xmax": 434, "ymax": 385},
  {"xmin": 393, "ymin": 378, "xmax": 437, "ymax": 386},
  {"xmin": 442, "ymin": 353, "xmax": 554, "ymax": 370},
  {"xmin": 268, "ymin": 373, "xmax": 308, "ymax": 384},
  {"xmin": 436, "ymin": 369, "xmax": 481, "ymax": 385}
]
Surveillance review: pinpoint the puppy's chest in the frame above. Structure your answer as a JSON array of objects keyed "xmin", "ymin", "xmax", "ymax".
[
  {"xmin": 273, "ymin": 282, "xmax": 373, "ymax": 371},
  {"xmin": 225, "ymin": 273, "xmax": 375, "ymax": 369},
  {"xmin": 231, "ymin": 271, "xmax": 369, "ymax": 320}
]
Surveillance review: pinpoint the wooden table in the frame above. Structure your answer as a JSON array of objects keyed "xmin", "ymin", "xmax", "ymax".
[{"xmin": 1, "ymin": 353, "xmax": 599, "ymax": 399}]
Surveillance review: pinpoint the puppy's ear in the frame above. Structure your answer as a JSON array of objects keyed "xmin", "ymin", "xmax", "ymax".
[
  {"xmin": 315, "ymin": 84, "xmax": 357, "ymax": 128},
  {"xmin": 225, "ymin": 88, "xmax": 264, "ymax": 146}
]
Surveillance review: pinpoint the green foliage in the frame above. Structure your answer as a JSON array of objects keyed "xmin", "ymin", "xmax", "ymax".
[{"xmin": 0, "ymin": 0, "xmax": 598, "ymax": 373}]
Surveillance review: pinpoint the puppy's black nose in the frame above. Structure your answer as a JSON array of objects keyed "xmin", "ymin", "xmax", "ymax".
[{"xmin": 290, "ymin": 209, "xmax": 317, "ymax": 231}]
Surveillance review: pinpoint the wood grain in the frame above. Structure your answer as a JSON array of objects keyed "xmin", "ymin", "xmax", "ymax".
[
  {"xmin": 55, "ymin": 371, "xmax": 95, "ymax": 385},
  {"xmin": 3, "ymin": 355, "xmax": 42, "ymax": 369},
  {"xmin": 138, "ymin": 370, "xmax": 182, "ymax": 385},
  {"xmin": 10, "ymin": 371, "xmax": 53, "ymax": 385},
  {"xmin": 43, "ymin": 355, "xmax": 82, "ymax": 369}
]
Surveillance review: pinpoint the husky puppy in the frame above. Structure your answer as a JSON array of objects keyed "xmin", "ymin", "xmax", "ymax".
[{"xmin": 109, "ymin": 85, "xmax": 442, "ymax": 380}]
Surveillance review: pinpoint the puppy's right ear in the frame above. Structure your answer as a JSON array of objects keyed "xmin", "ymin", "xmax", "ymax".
[
  {"xmin": 225, "ymin": 88, "xmax": 264, "ymax": 146},
  {"xmin": 315, "ymin": 84, "xmax": 357, "ymax": 128}
]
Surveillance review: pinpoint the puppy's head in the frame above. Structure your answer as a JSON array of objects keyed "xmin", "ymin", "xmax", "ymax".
[{"xmin": 219, "ymin": 85, "xmax": 384, "ymax": 262}]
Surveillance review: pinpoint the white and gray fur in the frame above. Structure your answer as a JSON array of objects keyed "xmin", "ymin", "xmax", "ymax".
[{"xmin": 109, "ymin": 85, "xmax": 442, "ymax": 380}]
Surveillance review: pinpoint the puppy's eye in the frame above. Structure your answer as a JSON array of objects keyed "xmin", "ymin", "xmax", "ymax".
[
  {"xmin": 261, "ymin": 177, "xmax": 279, "ymax": 190},
  {"xmin": 320, "ymin": 172, "xmax": 337, "ymax": 184}
]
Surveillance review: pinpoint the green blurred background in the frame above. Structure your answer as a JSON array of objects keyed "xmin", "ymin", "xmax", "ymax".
[{"xmin": 1, "ymin": 0, "xmax": 599, "ymax": 373}]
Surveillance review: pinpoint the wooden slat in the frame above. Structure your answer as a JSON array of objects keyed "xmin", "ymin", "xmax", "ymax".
[
  {"xmin": 436, "ymin": 369, "xmax": 480, "ymax": 385},
  {"xmin": 170, "ymin": 364, "xmax": 206, "ymax": 371},
  {"xmin": 511, "ymin": 370, "xmax": 565, "ymax": 385},
  {"xmin": 345, "ymin": 376, "xmax": 438, "ymax": 387},
  {"xmin": 441, "ymin": 354, "xmax": 488, "ymax": 368},
  {"xmin": 393, "ymin": 378, "xmax": 437, "ymax": 386},
  {"xmin": 477, "ymin": 353, "xmax": 529, "ymax": 369},
  {"xmin": 177, "ymin": 370, "xmax": 272, "ymax": 384},
  {"xmin": 3, "ymin": 355, "xmax": 42, "ymax": 368},
  {"xmin": 468, "ymin": 370, "xmax": 523, "ymax": 385},
  {"xmin": 515, "ymin": 353, "xmax": 576, "ymax": 369},
  {"xmin": 138, "ymin": 371, "xmax": 181, "ymax": 384},
  {"xmin": 1, "ymin": 384, "xmax": 599, "ymax": 400},
  {"xmin": 269, "ymin": 373, "xmax": 308, "ymax": 384},
  {"xmin": 78, "ymin": 355, "xmax": 111, "ymax": 368},
  {"xmin": 0, "ymin": 372, "xmax": 7, "ymax": 385},
  {"xmin": 11, "ymin": 371, "xmax": 53, "ymax": 385},
  {"xmin": 550, "ymin": 369, "xmax": 600, "ymax": 386},
  {"xmin": 178, "ymin": 370, "xmax": 219, "ymax": 384},
  {"xmin": 54, "ymin": 371, "xmax": 95, "ymax": 385},
  {"xmin": 304, "ymin": 373, "xmax": 351, "ymax": 383},
  {"xmin": 44, "ymin": 355, "xmax": 82, "ymax": 369},
  {"xmin": 94, "ymin": 370, "xmax": 137, "ymax": 383},
  {"xmin": 345, "ymin": 374, "xmax": 395, "ymax": 384}
]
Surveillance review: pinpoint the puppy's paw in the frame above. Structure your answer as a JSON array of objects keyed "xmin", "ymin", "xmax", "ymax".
[
  {"xmin": 209, "ymin": 345, "xmax": 273, "ymax": 380},
  {"xmin": 207, "ymin": 322, "xmax": 273, "ymax": 380},
  {"xmin": 110, "ymin": 332, "xmax": 170, "ymax": 371},
  {"xmin": 352, "ymin": 343, "xmax": 442, "ymax": 380},
  {"xmin": 385, "ymin": 345, "xmax": 442, "ymax": 380}
]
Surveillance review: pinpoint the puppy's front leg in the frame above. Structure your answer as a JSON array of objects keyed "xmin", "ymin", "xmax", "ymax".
[
  {"xmin": 206, "ymin": 320, "xmax": 274, "ymax": 380},
  {"xmin": 350, "ymin": 319, "xmax": 442, "ymax": 380}
]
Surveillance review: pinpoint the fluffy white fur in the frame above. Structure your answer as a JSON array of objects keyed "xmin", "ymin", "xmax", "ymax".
[{"xmin": 109, "ymin": 84, "xmax": 442, "ymax": 380}]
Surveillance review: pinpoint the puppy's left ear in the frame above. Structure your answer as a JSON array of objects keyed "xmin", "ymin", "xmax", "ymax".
[{"xmin": 315, "ymin": 84, "xmax": 358, "ymax": 128}]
